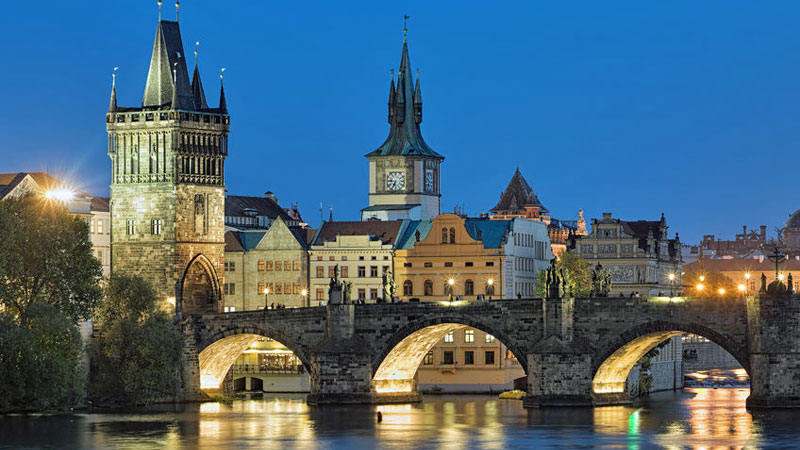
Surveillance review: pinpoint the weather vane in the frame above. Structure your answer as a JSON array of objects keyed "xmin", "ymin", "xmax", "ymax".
[
  {"xmin": 404, "ymin": 14, "xmax": 410, "ymax": 42},
  {"xmin": 195, "ymin": 41, "xmax": 200, "ymax": 65},
  {"xmin": 175, "ymin": 1, "xmax": 180, "ymax": 22},
  {"xmin": 220, "ymin": 67, "xmax": 226, "ymax": 81},
  {"xmin": 112, "ymin": 66, "xmax": 118, "ymax": 85}
]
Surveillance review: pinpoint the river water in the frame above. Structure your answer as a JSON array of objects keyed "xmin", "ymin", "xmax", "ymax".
[{"xmin": 2, "ymin": 388, "xmax": 800, "ymax": 449}]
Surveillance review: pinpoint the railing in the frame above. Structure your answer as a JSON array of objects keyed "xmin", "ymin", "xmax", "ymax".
[{"xmin": 231, "ymin": 364, "xmax": 305, "ymax": 375}]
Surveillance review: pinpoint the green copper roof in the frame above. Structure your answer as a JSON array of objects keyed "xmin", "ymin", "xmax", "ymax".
[{"xmin": 366, "ymin": 41, "xmax": 442, "ymax": 159}]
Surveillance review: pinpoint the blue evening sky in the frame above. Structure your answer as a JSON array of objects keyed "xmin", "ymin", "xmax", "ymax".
[{"xmin": 2, "ymin": 1, "xmax": 799, "ymax": 243}]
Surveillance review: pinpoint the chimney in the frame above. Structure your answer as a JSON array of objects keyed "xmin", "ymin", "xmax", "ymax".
[
  {"xmin": 743, "ymin": 225, "xmax": 747, "ymax": 236},
  {"xmin": 265, "ymin": 191, "xmax": 277, "ymax": 203},
  {"xmin": 602, "ymin": 212, "xmax": 612, "ymax": 220},
  {"xmin": 760, "ymin": 225, "xmax": 767, "ymax": 240}
]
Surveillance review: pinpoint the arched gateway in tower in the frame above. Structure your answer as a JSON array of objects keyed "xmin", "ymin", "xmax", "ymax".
[{"xmin": 107, "ymin": 9, "xmax": 229, "ymax": 314}]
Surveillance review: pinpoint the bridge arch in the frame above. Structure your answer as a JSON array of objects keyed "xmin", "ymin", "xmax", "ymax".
[
  {"xmin": 591, "ymin": 321, "xmax": 749, "ymax": 399},
  {"xmin": 371, "ymin": 314, "xmax": 528, "ymax": 394},
  {"xmin": 197, "ymin": 324, "xmax": 311, "ymax": 391}
]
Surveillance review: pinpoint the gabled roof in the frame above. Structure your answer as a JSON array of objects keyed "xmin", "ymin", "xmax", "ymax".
[
  {"xmin": 225, "ymin": 195, "xmax": 294, "ymax": 222},
  {"xmin": 787, "ymin": 210, "xmax": 800, "ymax": 230},
  {"xmin": 621, "ymin": 220, "xmax": 662, "ymax": 239},
  {"xmin": 91, "ymin": 197, "xmax": 110, "ymax": 212},
  {"xmin": 366, "ymin": 40, "xmax": 442, "ymax": 159},
  {"xmin": 312, "ymin": 220, "xmax": 405, "ymax": 247},
  {"xmin": 464, "ymin": 219, "xmax": 512, "ymax": 249},
  {"xmin": 490, "ymin": 168, "xmax": 548, "ymax": 213},
  {"xmin": 225, "ymin": 231, "xmax": 245, "ymax": 252}
]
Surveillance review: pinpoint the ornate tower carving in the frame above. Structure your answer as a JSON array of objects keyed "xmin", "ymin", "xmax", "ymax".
[
  {"xmin": 106, "ymin": 11, "xmax": 229, "ymax": 315},
  {"xmin": 362, "ymin": 29, "xmax": 444, "ymax": 221}
]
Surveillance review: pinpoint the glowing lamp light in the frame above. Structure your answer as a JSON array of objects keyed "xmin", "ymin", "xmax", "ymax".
[
  {"xmin": 44, "ymin": 187, "xmax": 76, "ymax": 203},
  {"xmin": 696, "ymin": 283, "xmax": 704, "ymax": 291},
  {"xmin": 301, "ymin": 289, "xmax": 308, "ymax": 296},
  {"xmin": 718, "ymin": 288, "xmax": 726, "ymax": 295},
  {"xmin": 264, "ymin": 287, "xmax": 270, "ymax": 294},
  {"xmin": 744, "ymin": 272, "xmax": 751, "ymax": 280},
  {"xmin": 668, "ymin": 273, "xmax": 676, "ymax": 281},
  {"xmin": 448, "ymin": 278, "xmax": 455, "ymax": 286},
  {"xmin": 779, "ymin": 274, "xmax": 785, "ymax": 281},
  {"xmin": 166, "ymin": 297, "xmax": 176, "ymax": 306},
  {"xmin": 699, "ymin": 275, "xmax": 705, "ymax": 282},
  {"xmin": 487, "ymin": 278, "xmax": 494, "ymax": 286},
  {"xmin": 737, "ymin": 284, "xmax": 746, "ymax": 292}
]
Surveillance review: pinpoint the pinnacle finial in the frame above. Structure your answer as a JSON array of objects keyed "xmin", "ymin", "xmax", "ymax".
[
  {"xmin": 112, "ymin": 66, "xmax": 118, "ymax": 87},
  {"xmin": 194, "ymin": 41, "xmax": 199, "ymax": 66},
  {"xmin": 157, "ymin": 0, "xmax": 163, "ymax": 21},
  {"xmin": 173, "ymin": 62, "xmax": 178, "ymax": 82},
  {"xmin": 403, "ymin": 14, "xmax": 410, "ymax": 43},
  {"xmin": 416, "ymin": 67, "xmax": 420, "ymax": 78},
  {"xmin": 175, "ymin": 1, "xmax": 180, "ymax": 22},
  {"xmin": 220, "ymin": 67, "xmax": 226, "ymax": 81},
  {"xmin": 390, "ymin": 68, "xmax": 394, "ymax": 80}
]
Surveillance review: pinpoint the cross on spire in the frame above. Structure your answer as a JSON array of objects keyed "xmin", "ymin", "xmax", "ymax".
[{"xmin": 403, "ymin": 14, "xmax": 410, "ymax": 42}]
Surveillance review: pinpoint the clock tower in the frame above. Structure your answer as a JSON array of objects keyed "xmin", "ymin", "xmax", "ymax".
[{"xmin": 361, "ymin": 29, "xmax": 444, "ymax": 221}]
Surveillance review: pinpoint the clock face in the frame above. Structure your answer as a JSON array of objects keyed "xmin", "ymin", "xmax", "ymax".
[
  {"xmin": 387, "ymin": 171, "xmax": 405, "ymax": 191},
  {"xmin": 425, "ymin": 170, "xmax": 434, "ymax": 192}
]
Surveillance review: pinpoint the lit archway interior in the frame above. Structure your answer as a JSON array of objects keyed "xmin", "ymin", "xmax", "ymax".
[
  {"xmin": 182, "ymin": 255, "xmax": 220, "ymax": 314},
  {"xmin": 373, "ymin": 323, "xmax": 469, "ymax": 394},
  {"xmin": 592, "ymin": 331, "xmax": 685, "ymax": 395},
  {"xmin": 199, "ymin": 334, "xmax": 262, "ymax": 390}
]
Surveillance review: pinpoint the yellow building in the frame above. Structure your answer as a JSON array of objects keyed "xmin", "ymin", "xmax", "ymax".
[{"xmin": 683, "ymin": 258, "xmax": 800, "ymax": 294}]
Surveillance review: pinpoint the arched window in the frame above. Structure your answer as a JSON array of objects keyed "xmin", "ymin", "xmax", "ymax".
[
  {"xmin": 403, "ymin": 280, "xmax": 413, "ymax": 296},
  {"xmin": 424, "ymin": 280, "xmax": 433, "ymax": 296},
  {"xmin": 449, "ymin": 227, "xmax": 456, "ymax": 244},
  {"xmin": 441, "ymin": 227, "xmax": 448, "ymax": 244},
  {"xmin": 464, "ymin": 279, "xmax": 474, "ymax": 296}
]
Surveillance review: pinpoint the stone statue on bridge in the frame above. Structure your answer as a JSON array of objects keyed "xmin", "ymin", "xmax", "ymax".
[
  {"xmin": 328, "ymin": 265, "xmax": 349, "ymax": 304},
  {"xmin": 382, "ymin": 269, "xmax": 396, "ymax": 303}
]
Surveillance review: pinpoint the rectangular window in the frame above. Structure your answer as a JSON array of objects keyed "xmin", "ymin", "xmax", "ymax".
[
  {"xmin": 329, "ymin": 256, "xmax": 336, "ymax": 261},
  {"xmin": 444, "ymin": 331, "xmax": 454, "ymax": 343},
  {"xmin": 258, "ymin": 261, "xmax": 265, "ymax": 271},
  {"xmin": 404, "ymin": 263, "xmax": 412, "ymax": 268},
  {"xmin": 464, "ymin": 351, "xmax": 474, "ymax": 365},
  {"xmin": 485, "ymin": 351, "xmax": 495, "ymax": 365},
  {"xmin": 370, "ymin": 266, "xmax": 378, "ymax": 277},
  {"xmin": 257, "ymin": 282, "xmax": 265, "ymax": 295},
  {"xmin": 486, "ymin": 261, "xmax": 494, "ymax": 267},
  {"xmin": 341, "ymin": 256, "xmax": 348, "ymax": 261},
  {"xmin": 317, "ymin": 256, "xmax": 323, "ymax": 261},
  {"xmin": 90, "ymin": 220, "xmax": 95, "ymax": 233},
  {"xmin": 275, "ymin": 283, "xmax": 283, "ymax": 294},
  {"xmin": 151, "ymin": 219, "xmax": 163, "ymax": 235},
  {"xmin": 341, "ymin": 266, "xmax": 349, "ymax": 278},
  {"xmin": 370, "ymin": 288, "xmax": 378, "ymax": 300},
  {"xmin": 424, "ymin": 351, "xmax": 434, "ymax": 365},
  {"xmin": 97, "ymin": 220, "xmax": 103, "ymax": 234},
  {"xmin": 293, "ymin": 261, "xmax": 300, "ymax": 271},
  {"xmin": 424, "ymin": 262, "xmax": 433, "ymax": 268},
  {"xmin": 316, "ymin": 289, "xmax": 324, "ymax": 300},
  {"xmin": 125, "ymin": 220, "xmax": 136, "ymax": 235},
  {"xmin": 371, "ymin": 256, "xmax": 377, "ymax": 261},
  {"xmin": 224, "ymin": 283, "xmax": 235, "ymax": 295},
  {"xmin": 316, "ymin": 266, "xmax": 325, "ymax": 278},
  {"xmin": 328, "ymin": 266, "xmax": 336, "ymax": 278},
  {"xmin": 359, "ymin": 256, "xmax": 365, "ymax": 261},
  {"xmin": 358, "ymin": 288, "xmax": 366, "ymax": 300},
  {"xmin": 465, "ymin": 329, "xmax": 474, "ymax": 343},
  {"xmin": 275, "ymin": 261, "xmax": 283, "ymax": 271},
  {"xmin": 465, "ymin": 262, "xmax": 473, "ymax": 267},
  {"xmin": 444, "ymin": 262, "xmax": 453, "ymax": 267},
  {"xmin": 358, "ymin": 266, "xmax": 366, "ymax": 277},
  {"xmin": 284, "ymin": 282, "xmax": 291, "ymax": 294},
  {"xmin": 293, "ymin": 283, "xmax": 300, "ymax": 294},
  {"xmin": 383, "ymin": 256, "xmax": 389, "ymax": 260},
  {"xmin": 266, "ymin": 260, "xmax": 274, "ymax": 271},
  {"xmin": 485, "ymin": 334, "xmax": 495, "ymax": 343},
  {"xmin": 284, "ymin": 261, "xmax": 292, "ymax": 271},
  {"xmin": 443, "ymin": 351, "xmax": 454, "ymax": 365},
  {"xmin": 266, "ymin": 282, "xmax": 273, "ymax": 294}
]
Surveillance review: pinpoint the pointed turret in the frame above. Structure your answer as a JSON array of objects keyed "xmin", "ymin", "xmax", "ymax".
[
  {"xmin": 367, "ymin": 36, "xmax": 442, "ymax": 158},
  {"xmin": 142, "ymin": 20, "xmax": 194, "ymax": 110},
  {"xmin": 191, "ymin": 64, "xmax": 208, "ymax": 109},
  {"xmin": 108, "ymin": 72, "xmax": 117, "ymax": 113},
  {"xmin": 218, "ymin": 75, "xmax": 228, "ymax": 114}
]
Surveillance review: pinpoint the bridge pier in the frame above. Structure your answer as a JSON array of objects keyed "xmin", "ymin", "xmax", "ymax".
[
  {"xmin": 523, "ymin": 345, "xmax": 594, "ymax": 407},
  {"xmin": 747, "ymin": 295, "xmax": 800, "ymax": 408}
]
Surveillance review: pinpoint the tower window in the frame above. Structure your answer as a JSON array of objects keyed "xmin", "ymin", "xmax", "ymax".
[
  {"xmin": 151, "ymin": 219, "xmax": 163, "ymax": 235},
  {"xmin": 125, "ymin": 220, "xmax": 136, "ymax": 235},
  {"xmin": 465, "ymin": 329, "xmax": 474, "ymax": 343},
  {"xmin": 441, "ymin": 227, "xmax": 447, "ymax": 244},
  {"xmin": 449, "ymin": 228, "xmax": 456, "ymax": 244}
]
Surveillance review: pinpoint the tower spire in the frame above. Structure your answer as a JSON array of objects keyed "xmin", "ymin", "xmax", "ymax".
[
  {"xmin": 175, "ymin": 1, "xmax": 180, "ymax": 22},
  {"xmin": 218, "ymin": 68, "xmax": 228, "ymax": 113},
  {"xmin": 403, "ymin": 14, "xmax": 410, "ymax": 43},
  {"xmin": 191, "ymin": 41, "xmax": 208, "ymax": 109},
  {"xmin": 109, "ymin": 67, "xmax": 118, "ymax": 113},
  {"xmin": 158, "ymin": 0, "xmax": 162, "ymax": 21},
  {"xmin": 387, "ymin": 69, "xmax": 396, "ymax": 122}
]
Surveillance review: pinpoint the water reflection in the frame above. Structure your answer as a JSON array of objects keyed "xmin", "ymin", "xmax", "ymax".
[{"xmin": 2, "ymin": 389, "xmax": 800, "ymax": 449}]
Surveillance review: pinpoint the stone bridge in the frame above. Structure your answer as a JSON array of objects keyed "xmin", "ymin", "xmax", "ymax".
[{"xmin": 181, "ymin": 294, "xmax": 800, "ymax": 408}]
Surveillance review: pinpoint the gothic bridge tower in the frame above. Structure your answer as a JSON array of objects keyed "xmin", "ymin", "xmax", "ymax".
[
  {"xmin": 362, "ymin": 25, "xmax": 444, "ymax": 221},
  {"xmin": 106, "ymin": 5, "xmax": 229, "ymax": 315}
]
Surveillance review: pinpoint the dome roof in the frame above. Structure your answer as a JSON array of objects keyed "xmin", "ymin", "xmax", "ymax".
[{"xmin": 787, "ymin": 210, "xmax": 800, "ymax": 230}]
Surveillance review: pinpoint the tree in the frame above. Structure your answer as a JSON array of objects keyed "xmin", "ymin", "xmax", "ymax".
[
  {"xmin": 0, "ymin": 303, "xmax": 85, "ymax": 411},
  {"xmin": 88, "ymin": 275, "xmax": 184, "ymax": 405},
  {"xmin": 534, "ymin": 252, "xmax": 593, "ymax": 297},
  {"xmin": 0, "ymin": 195, "xmax": 103, "ymax": 326}
]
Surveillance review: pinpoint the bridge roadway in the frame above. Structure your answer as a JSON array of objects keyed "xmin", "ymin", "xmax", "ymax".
[{"xmin": 180, "ymin": 294, "xmax": 800, "ymax": 408}]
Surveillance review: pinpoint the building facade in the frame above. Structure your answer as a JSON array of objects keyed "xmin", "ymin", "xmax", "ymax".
[
  {"xmin": 569, "ymin": 213, "xmax": 682, "ymax": 296},
  {"xmin": 308, "ymin": 221, "xmax": 406, "ymax": 303},
  {"xmin": 106, "ymin": 16, "xmax": 229, "ymax": 314},
  {"xmin": 362, "ymin": 33, "xmax": 444, "ymax": 221},
  {"xmin": 223, "ymin": 217, "xmax": 311, "ymax": 311},
  {"xmin": 225, "ymin": 192, "xmax": 300, "ymax": 229}
]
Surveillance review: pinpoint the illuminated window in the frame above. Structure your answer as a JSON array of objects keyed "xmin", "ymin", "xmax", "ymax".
[
  {"xmin": 485, "ymin": 334, "xmax": 495, "ymax": 343},
  {"xmin": 151, "ymin": 219, "xmax": 162, "ymax": 235},
  {"xmin": 275, "ymin": 283, "xmax": 283, "ymax": 294},
  {"xmin": 293, "ymin": 283, "xmax": 300, "ymax": 294},
  {"xmin": 403, "ymin": 280, "xmax": 413, "ymax": 296},
  {"xmin": 328, "ymin": 266, "xmax": 336, "ymax": 278},
  {"xmin": 275, "ymin": 261, "xmax": 283, "ymax": 271},
  {"xmin": 341, "ymin": 266, "xmax": 349, "ymax": 277},
  {"xmin": 284, "ymin": 261, "xmax": 291, "ymax": 271},
  {"xmin": 316, "ymin": 289, "xmax": 324, "ymax": 300},
  {"xmin": 257, "ymin": 282, "xmax": 265, "ymax": 295},
  {"xmin": 284, "ymin": 282, "xmax": 291, "ymax": 294},
  {"xmin": 316, "ymin": 266, "xmax": 324, "ymax": 278},
  {"xmin": 266, "ymin": 282, "xmax": 273, "ymax": 294},
  {"xmin": 465, "ymin": 329, "xmax": 474, "ymax": 343},
  {"xmin": 424, "ymin": 351, "xmax": 434, "ymax": 365},
  {"xmin": 444, "ymin": 331, "xmax": 454, "ymax": 343},
  {"xmin": 293, "ymin": 261, "xmax": 300, "ymax": 271},
  {"xmin": 258, "ymin": 261, "xmax": 265, "ymax": 271},
  {"xmin": 97, "ymin": 220, "xmax": 103, "ymax": 234},
  {"xmin": 358, "ymin": 288, "xmax": 366, "ymax": 300}
]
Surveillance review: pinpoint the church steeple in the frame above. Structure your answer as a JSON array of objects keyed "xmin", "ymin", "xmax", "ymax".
[
  {"xmin": 218, "ymin": 69, "xmax": 228, "ymax": 114},
  {"xmin": 366, "ymin": 30, "xmax": 442, "ymax": 159},
  {"xmin": 108, "ymin": 68, "xmax": 118, "ymax": 113}
]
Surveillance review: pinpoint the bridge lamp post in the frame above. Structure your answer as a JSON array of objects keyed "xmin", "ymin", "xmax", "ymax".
[
  {"xmin": 667, "ymin": 273, "xmax": 676, "ymax": 297},
  {"xmin": 301, "ymin": 289, "xmax": 308, "ymax": 307},
  {"xmin": 487, "ymin": 278, "xmax": 495, "ymax": 300},
  {"xmin": 737, "ymin": 284, "xmax": 746, "ymax": 297},
  {"xmin": 263, "ymin": 287, "xmax": 269, "ymax": 309},
  {"xmin": 448, "ymin": 278, "xmax": 455, "ymax": 303},
  {"xmin": 718, "ymin": 288, "xmax": 726, "ymax": 296},
  {"xmin": 696, "ymin": 283, "xmax": 704, "ymax": 292}
]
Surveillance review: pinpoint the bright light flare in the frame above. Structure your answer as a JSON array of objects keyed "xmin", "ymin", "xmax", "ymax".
[
  {"xmin": 44, "ymin": 188, "xmax": 76, "ymax": 203},
  {"xmin": 737, "ymin": 284, "xmax": 746, "ymax": 292},
  {"xmin": 718, "ymin": 288, "xmax": 726, "ymax": 295},
  {"xmin": 696, "ymin": 283, "xmax": 704, "ymax": 291},
  {"xmin": 301, "ymin": 289, "xmax": 308, "ymax": 296},
  {"xmin": 448, "ymin": 278, "xmax": 455, "ymax": 286},
  {"xmin": 699, "ymin": 275, "xmax": 705, "ymax": 282},
  {"xmin": 778, "ymin": 274, "xmax": 785, "ymax": 281},
  {"xmin": 668, "ymin": 273, "xmax": 676, "ymax": 281},
  {"xmin": 487, "ymin": 278, "xmax": 494, "ymax": 286},
  {"xmin": 744, "ymin": 272, "xmax": 751, "ymax": 280}
]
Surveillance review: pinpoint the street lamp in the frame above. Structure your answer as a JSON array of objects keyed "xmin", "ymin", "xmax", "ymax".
[
  {"xmin": 667, "ymin": 273, "xmax": 676, "ymax": 297},
  {"xmin": 263, "ymin": 287, "xmax": 269, "ymax": 308},
  {"xmin": 718, "ymin": 288, "xmax": 726, "ymax": 296},
  {"xmin": 448, "ymin": 278, "xmax": 455, "ymax": 303},
  {"xmin": 487, "ymin": 278, "xmax": 495, "ymax": 300},
  {"xmin": 696, "ymin": 283, "xmax": 704, "ymax": 291},
  {"xmin": 301, "ymin": 289, "xmax": 308, "ymax": 307},
  {"xmin": 737, "ymin": 284, "xmax": 746, "ymax": 296}
]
